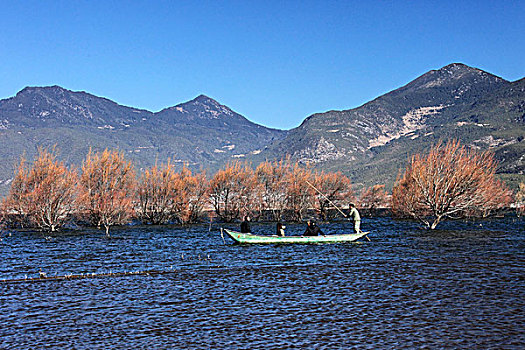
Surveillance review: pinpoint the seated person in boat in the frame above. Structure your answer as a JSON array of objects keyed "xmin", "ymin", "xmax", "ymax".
[
  {"xmin": 303, "ymin": 220, "xmax": 324, "ymax": 236},
  {"xmin": 240, "ymin": 216, "xmax": 251, "ymax": 233},
  {"xmin": 276, "ymin": 222, "xmax": 286, "ymax": 237},
  {"xmin": 346, "ymin": 203, "xmax": 361, "ymax": 233}
]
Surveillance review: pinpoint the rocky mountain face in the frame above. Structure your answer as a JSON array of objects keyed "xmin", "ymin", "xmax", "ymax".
[
  {"xmin": 254, "ymin": 63, "xmax": 524, "ymax": 189},
  {"xmin": 0, "ymin": 86, "xmax": 152, "ymax": 129},
  {"xmin": 147, "ymin": 95, "xmax": 284, "ymax": 163},
  {"xmin": 0, "ymin": 87, "xmax": 285, "ymax": 194}
]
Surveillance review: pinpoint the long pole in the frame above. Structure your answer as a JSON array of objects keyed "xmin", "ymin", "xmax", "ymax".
[
  {"xmin": 305, "ymin": 180, "xmax": 347, "ymax": 218},
  {"xmin": 306, "ymin": 180, "xmax": 370, "ymax": 241}
]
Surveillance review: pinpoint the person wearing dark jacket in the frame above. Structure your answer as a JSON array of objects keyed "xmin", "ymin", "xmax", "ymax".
[
  {"xmin": 240, "ymin": 216, "xmax": 251, "ymax": 233},
  {"xmin": 276, "ymin": 222, "xmax": 286, "ymax": 237},
  {"xmin": 303, "ymin": 220, "xmax": 323, "ymax": 236}
]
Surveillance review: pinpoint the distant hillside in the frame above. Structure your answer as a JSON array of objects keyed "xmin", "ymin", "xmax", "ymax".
[
  {"xmin": 145, "ymin": 95, "xmax": 285, "ymax": 165},
  {"xmin": 1, "ymin": 63, "xmax": 523, "ymax": 196},
  {"xmin": 254, "ymin": 63, "xmax": 524, "ymax": 190},
  {"xmin": 0, "ymin": 87, "xmax": 286, "ymax": 195}
]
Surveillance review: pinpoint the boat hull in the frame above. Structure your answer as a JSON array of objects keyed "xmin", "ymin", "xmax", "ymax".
[{"xmin": 222, "ymin": 228, "xmax": 369, "ymax": 244}]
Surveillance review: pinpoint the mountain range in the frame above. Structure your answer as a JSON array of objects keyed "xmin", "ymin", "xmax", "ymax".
[
  {"xmin": 0, "ymin": 87, "xmax": 285, "ymax": 194},
  {"xmin": 255, "ymin": 63, "xmax": 524, "ymax": 189},
  {"xmin": 0, "ymin": 63, "xmax": 523, "ymax": 195}
]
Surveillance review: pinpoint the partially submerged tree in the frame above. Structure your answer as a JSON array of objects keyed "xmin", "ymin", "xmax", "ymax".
[
  {"xmin": 1, "ymin": 156, "xmax": 30, "ymax": 228},
  {"xmin": 516, "ymin": 183, "xmax": 525, "ymax": 217},
  {"xmin": 255, "ymin": 159, "xmax": 291, "ymax": 221},
  {"xmin": 392, "ymin": 140, "xmax": 511, "ymax": 229},
  {"xmin": 474, "ymin": 178, "xmax": 513, "ymax": 217},
  {"xmin": 359, "ymin": 184, "xmax": 389, "ymax": 211},
  {"xmin": 208, "ymin": 161, "xmax": 256, "ymax": 222},
  {"xmin": 136, "ymin": 161, "xmax": 185, "ymax": 225},
  {"xmin": 78, "ymin": 149, "xmax": 135, "ymax": 236},
  {"xmin": 2, "ymin": 148, "xmax": 78, "ymax": 231},
  {"xmin": 185, "ymin": 170, "xmax": 209, "ymax": 224},
  {"xmin": 172, "ymin": 166, "xmax": 209, "ymax": 224},
  {"xmin": 285, "ymin": 163, "xmax": 313, "ymax": 222},
  {"xmin": 312, "ymin": 171, "xmax": 353, "ymax": 220}
]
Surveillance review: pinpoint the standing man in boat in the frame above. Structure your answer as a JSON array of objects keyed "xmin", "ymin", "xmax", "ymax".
[
  {"xmin": 347, "ymin": 203, "xmax": 361, "ymax": 233},
  {"xmin": 303, "ymin": 220, "xmax": 324, "ymax": 236},
  {"xmin": 240, "ymin": 216, "xmax": 251, "ymax": 233}
]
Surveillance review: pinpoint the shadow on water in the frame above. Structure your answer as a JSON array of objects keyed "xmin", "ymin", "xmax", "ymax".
[{"xmin": 1, "ymin": 216, "xmax": 524, "ymax": 348}]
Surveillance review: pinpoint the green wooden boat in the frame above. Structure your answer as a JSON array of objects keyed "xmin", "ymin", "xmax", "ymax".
[{"xmin": 221, "ymin": 228, "xmax": 369, "ymax": 244}]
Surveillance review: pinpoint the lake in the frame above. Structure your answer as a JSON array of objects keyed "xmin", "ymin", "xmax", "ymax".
[{"xmin": 1, "ymin": 216, "xmax": 524, "ymax": 349}]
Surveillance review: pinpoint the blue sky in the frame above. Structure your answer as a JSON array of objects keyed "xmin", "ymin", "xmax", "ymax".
[{"xmin": 1, "ymin": 0, "xmax": 523, "ymax": 129}]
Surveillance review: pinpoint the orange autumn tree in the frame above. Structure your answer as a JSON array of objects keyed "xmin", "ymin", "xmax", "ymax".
[
  {"xmin": 136, "ymin": 162, "xmax": 207, "ymax": 224},
  {"xmin": 1, "ymin": 156, "xmax": 30, "ymax": 228},
  {"xmin": 136, "ymin": 160, "xmax": 182, "ymax": 225},
  {"xmin": 173, "ymin": 166, "xmax": 209, "ymax": 224},
  {"xmin": 359, "ymin": 184, "xmax": 389, "ymax": 211},
  {"xmin": 170, "ymin": 166, "xmax": 195, "ymax": 223},
  {"xmin": 475, "ymin": 178, "xmax": 513, "ymax": 217},
  {"xmin": 2, "ymin": 148, "xmax": 78, "ymax": 231},
  {"xmin": 78, "ymin": 149, "xmax": 136, "ymax": 236},
  {"xmin": 255, "ymin": 159, "xmax": 291, "ymax": 221},
  {"xmin": 208, "ymin": 161, "xmax": 257, "ymax": 222},
  {"xmin": 312, "ymin": 171, "xmax": 353, "ymax": 220},
  {"xmin": 392, "ymin": 140, "xmax": 510, "ymax": 229},
  {"xmin": 184, "ymin": 170, "xmax": 209, "ymax": 223},
  {"xmin": 515, "ymin": 182, "xmax": 525, "ymax": 217},
  {"xmin": 285, "ymin": 163, "xmax": 314, "ymax": 222}
]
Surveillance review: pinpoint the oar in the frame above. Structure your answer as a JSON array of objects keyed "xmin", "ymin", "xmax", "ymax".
[
  {"xmin": 220, "ymin": 228, "xmax": 226, "ymax": 244},
  {"xmin": 305, "ymin": 180, "xmax": 348, "ymax": 218}
]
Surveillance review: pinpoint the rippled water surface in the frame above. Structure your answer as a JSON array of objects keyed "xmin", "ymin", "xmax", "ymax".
[{"xmin": 1, "ymin": 217, "xmax": 524, "ymax": 349}]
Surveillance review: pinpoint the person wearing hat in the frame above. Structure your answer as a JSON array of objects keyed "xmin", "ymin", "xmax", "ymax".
[
  {"xmin": 303, "ymin": 219, "xmax": 324, "ymax": 236},
  {"xmin": 347, "ymin": 203, "xmax": 361, "ymax": 233},
  {"xmin": 240, "ymin": 215, "xmax": 251, "ymax": 233}
]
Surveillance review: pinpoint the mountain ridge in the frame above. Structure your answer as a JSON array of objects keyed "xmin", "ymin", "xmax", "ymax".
[
  {"xmin": 252, "ymin": 63, "xmax": 523, "ymax": 189},
  {"xmin": 0, "ymin": 63, "xmax": 523, "ymax": 195},
  {"xmin": 0, "ymin": 87, "xmax": 286, "ymax": 194}
]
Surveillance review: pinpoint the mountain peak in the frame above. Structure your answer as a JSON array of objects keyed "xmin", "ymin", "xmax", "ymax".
[
  {"xmin": 428, "ymin": 62, "xmax": 494, "ymax": 79},
  {"xmin": 184, "ymin": 94, "xmax": 224, "ymax": 109},
  {"xmin": 193, "ymin": 94, "xmax": 216, "ymax": 103},
  {"xmin": 439, "ymin": 62, "xmax": 475, "ymax": 72},
  {"xmin": 174, "ymin": 94, "xmax": 233, "ymax": 114},
  {"xmin": 156, "ymin": 94, "xmax": 243, "ymax": 125},
  {"xmin": 4, "ymin": 85, "xmax": 150, "ymax": 129},
  {"xmin": 395, "ymin": 63, "xmax": 508, "ymax": 94},
  {"xmin": 16, "ymin": 85, "xmax": 70, "ymax": 97}
]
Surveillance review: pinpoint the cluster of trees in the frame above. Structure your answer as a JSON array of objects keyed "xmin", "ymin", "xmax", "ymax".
[
  {"xmin": 208, "ymin": 160, "xmax": 357, "ymax": 223},
  {"xmin": 1, "ymin": 149, "xmax": 139, "ymax": 235},
  {"xmin": 1, "ymin": 141, "xmax": 523, "ymax": 234},
  {"xmin": 391, "ymin": 141, "xmax": 515, "ymax": 229},
  {"xmin": 0, "ymin": 150, "xmax": 364, "ymax": 234}
]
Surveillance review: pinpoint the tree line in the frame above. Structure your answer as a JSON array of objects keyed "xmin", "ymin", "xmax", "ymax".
[
  {"xmin": 0, "ymin": 149, "xmax": 364, "ymax": 235},
  {"xmin": 1, "ymin": 141, "xmax": 523, "ymax": 234}
]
